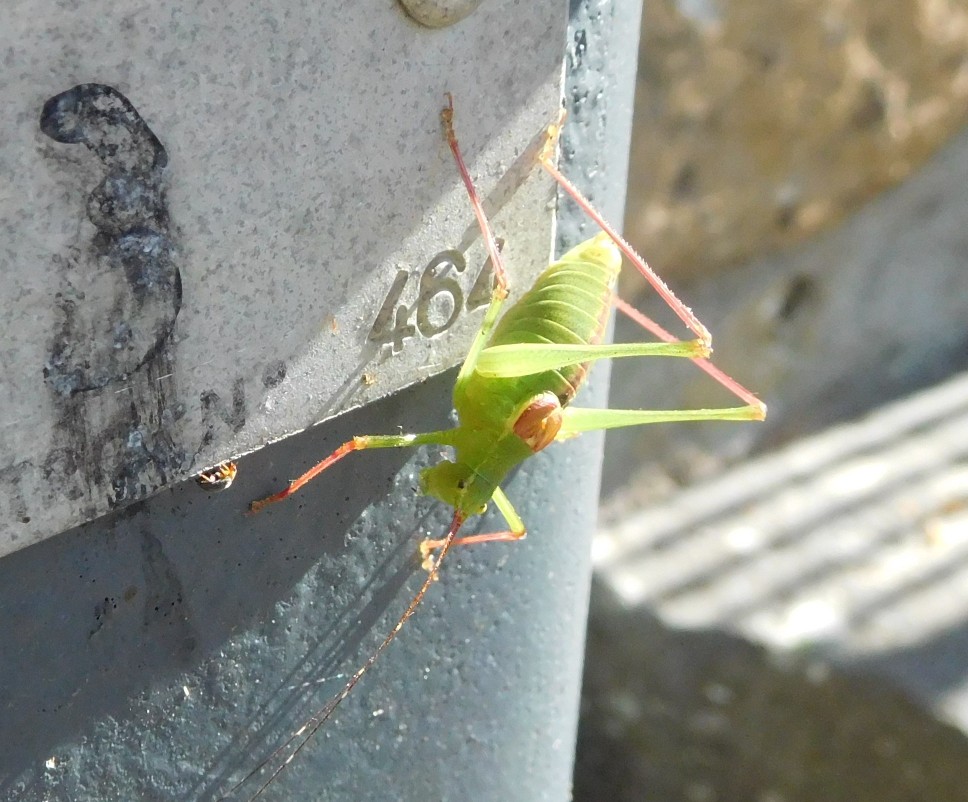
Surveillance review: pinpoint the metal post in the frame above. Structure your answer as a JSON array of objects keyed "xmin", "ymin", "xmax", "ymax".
[{"xmin": 0, "ymin": 1, "xmax": 643, "ymax": 800}]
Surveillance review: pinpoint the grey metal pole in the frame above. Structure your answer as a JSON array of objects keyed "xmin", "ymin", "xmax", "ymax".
[{"xmin": 0, "ymin": 2, "xmax": 643, "ymax": 800}]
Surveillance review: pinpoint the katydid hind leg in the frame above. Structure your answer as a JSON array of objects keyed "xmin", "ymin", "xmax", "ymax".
[
  {"xmin": 538, "ymin": 121, "xmax": 712, "ymax": 347},
  {"xmin": 537, "ymin": 117, "xmax": 764, "ymax": 420},
  {"xmin": 558, "ymin": 404, "xmax": 763, "ymax": 441},
  {"xmin": 474, "ymin": 339, "xmax": 709, "ymax": 379},
  {"xmin": 613, "ymin": 296, "xmax": 767, "ymax": 418}
]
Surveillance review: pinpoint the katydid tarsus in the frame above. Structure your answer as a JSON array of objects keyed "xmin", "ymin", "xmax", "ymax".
[{"xmin": 228, "ymin": 95, "xmax": 765, "ymax": 799}]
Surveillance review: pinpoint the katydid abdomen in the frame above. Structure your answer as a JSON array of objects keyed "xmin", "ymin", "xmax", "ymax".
[
  {"xmin": 425, "ymin": 233, "xmax": 623, "ymax": 518},
  {"xmin": 457, "ymin": 233, "xmax": 621, "ymax": 423}
]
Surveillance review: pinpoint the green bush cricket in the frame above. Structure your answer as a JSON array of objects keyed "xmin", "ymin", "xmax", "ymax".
[{"xmin": 230, "ymin": 94, "xmax": 766, "ymax": 799}]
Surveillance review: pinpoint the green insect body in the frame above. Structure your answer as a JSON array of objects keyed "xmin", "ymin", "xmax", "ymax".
[
  {"xmin": 231, "ymin": 96, "xmax": 764, "ymax": 800},
  {"xmin": 422, "ymin": 232, "xmax": 621, "ymax": 519}
]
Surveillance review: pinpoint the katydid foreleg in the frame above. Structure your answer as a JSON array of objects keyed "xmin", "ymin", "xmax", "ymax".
[{"xmin": 248, "ymin": 430, "xmax": 457, "ymax": 514}]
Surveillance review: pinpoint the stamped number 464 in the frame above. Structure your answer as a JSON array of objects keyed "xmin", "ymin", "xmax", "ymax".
[{"xmin": 367, "ymin": 245, "xmax": 499, "ymax": 353}]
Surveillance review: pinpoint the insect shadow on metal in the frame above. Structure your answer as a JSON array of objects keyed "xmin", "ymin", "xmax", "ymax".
[{"xmin": 222, "ymin": 94, "xmax": 767, "ymax": 801}]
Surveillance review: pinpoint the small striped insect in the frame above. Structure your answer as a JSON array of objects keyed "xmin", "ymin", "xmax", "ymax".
[
  {"xmin": 227, "ymin": 94, "xmax": 766, "ymax": 799},
  {"xmin": 195, "ymin": 460, "xmax": 238, "ymax": 492}
]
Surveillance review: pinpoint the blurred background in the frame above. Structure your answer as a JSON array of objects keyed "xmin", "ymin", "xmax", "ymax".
[{"xmin": 576, "ymin": 1, "xmax": 968, "ymax": 799}]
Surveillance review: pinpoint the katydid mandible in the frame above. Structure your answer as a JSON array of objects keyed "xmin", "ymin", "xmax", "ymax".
[{"xmin": 232, "ymin": 94, "xmax": 766, "ymax": 798}]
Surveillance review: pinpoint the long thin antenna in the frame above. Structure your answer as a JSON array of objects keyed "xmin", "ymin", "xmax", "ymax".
[{"xmin": 221, "ymin": 513, "xmax": 465, "ymax": 801}]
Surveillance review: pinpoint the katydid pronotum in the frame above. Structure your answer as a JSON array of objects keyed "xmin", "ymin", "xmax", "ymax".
[{"xmin": 227, "ymin": 95, "xmax": 766, "ymax": 799}]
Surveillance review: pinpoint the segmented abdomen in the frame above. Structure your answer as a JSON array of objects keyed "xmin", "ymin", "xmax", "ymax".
[
  {"xmin": 485, "ymin": 232, "xmax": 621, "ymax": 405},
  {"xmin": 455, "ymin": 232, "xmax": 622, "ymax": 432}
]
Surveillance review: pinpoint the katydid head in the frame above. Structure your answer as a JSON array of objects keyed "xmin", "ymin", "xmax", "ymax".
[{"xmin": 419, "ymin": 460, "xmax": 491, "ymax": 518}]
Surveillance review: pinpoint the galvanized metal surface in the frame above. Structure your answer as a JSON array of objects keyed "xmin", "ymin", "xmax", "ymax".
[
  {"xmin": 1, "ymin": 0, "xmax": 564, "ymax": 556},
  {"xmin": 2, "ymin": 372, "xmax": 612, "ymax": 802},
  {"xmin": 0, "ymin": 1, "xmax": 644, "ymax": 800}
]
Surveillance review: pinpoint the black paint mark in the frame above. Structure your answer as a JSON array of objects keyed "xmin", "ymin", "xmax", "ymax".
[
  {"xmin": 41, "ymin": 84, "xmax": 180, "ymax": 396},
  {"xmin": 200, "ymin": 377, "xmax": 248, "ymax": 438},
  {"xmin": 109, "ymin": 416, "xmax": 181, "ymax": 506},
  {"xmin": 40, "ymin": 83, "xmax": 167, "ymax": 172},
  {"xmin": 261, "ymin": 360, "xmax": 287, "ymax": 389},
  {"xmin": 40, "ymin": 84, "xmax": 188, "ymax": 511}
]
